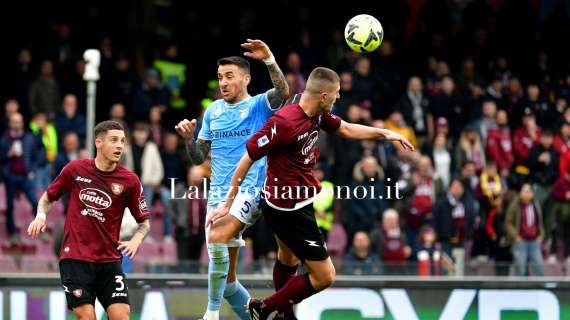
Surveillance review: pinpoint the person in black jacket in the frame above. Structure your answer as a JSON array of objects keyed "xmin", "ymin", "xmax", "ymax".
[
  {"xmin": 527, "ymin": 129, "xmax": 559, "ymax": 207},
  {"xmin": 433, "ymin": 178, "xmax": 476, "ymax": 259}
]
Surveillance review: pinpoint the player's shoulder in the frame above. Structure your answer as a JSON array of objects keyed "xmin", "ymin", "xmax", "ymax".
[
  {"xmin": 115, "ymin": 164, "xmax": 139, "ymax": 180},
  {"xmin": 204, "ymin": 99, "xmax": 224, "ymax": 114}
]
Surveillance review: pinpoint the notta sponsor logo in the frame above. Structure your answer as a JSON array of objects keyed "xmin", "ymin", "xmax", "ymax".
[{"xmin": 79, "ymin": 188, "xmax": 112, "ymax": 210}]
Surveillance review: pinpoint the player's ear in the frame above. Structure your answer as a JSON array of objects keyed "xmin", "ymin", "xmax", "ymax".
[{"xmin": 243, "ymin": 74, "xmax": 251, "ymax": 85}]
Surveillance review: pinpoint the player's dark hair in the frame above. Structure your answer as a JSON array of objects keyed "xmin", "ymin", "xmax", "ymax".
[
  {"xmin": 217, "ymin": 56, "xmax": 250, "ymax": 74},
  {"xmin": 94, "ymin": 120, "xmax": 124, "ymax": 138},
  {"xmin": 306, "ymin": 67, "xmax": 340, "ymax": 94}
]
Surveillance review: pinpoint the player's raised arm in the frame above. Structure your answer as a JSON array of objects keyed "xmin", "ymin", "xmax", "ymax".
[
  {"xmin": 242, "ymin": 39, "xmax": 290, "ymax": 108},
  {"xmin": 175, "ymin": 119, "xmax": 211, "ymax": 164},
  {"xmin": 335, "ymin": 120, "xmax": 415, "ymax": 151}
]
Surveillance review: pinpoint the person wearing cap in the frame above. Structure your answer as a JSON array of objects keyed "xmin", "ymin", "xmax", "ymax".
[
  {"xmin": 486, "ymin": 109, "xmax": 514, "ymax": 177},
  {"xmin": 513, "ymin": 107, "xmax": 541, "ymax": 180}
]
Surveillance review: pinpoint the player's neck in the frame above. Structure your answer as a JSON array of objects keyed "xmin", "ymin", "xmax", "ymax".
[
  {"xmin": 94, "ymin": 155, "xmax": 117, "ymax": 172},
  {"xmin": 227, "ymin": 91, "xmax": 249, "ymax": 105},
  {"xmin": 299, "ymin": 94, "xmax": 320, "ymax": 117}
]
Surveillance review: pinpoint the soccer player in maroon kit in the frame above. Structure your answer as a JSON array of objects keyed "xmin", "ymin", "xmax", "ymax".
[
  {"xmin": 27, "ymin": 120, "xmax": 151, "ymax": 320},
  {"xmin": 209, "ymin": 67, "xmax": 414, "ymax": 319}
]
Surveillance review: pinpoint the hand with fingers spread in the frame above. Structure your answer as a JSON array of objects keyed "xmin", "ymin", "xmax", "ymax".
[
  {"xmin": 117, "ymin": 238, "xmax": 143, "ymax": 259},
  {"xmin": 175, "ymin": 119, "xmax": 197, "ymax": 140},
  {"xmin": 241, "ymin": 39, "xmax": 273, "ymax": 61},
  {"xmin": 206, "ymin": 204, "xmax": 230, "ymax": 227},
  {"xmin": 383, "ymin": 131, "xmax": 415, "ymax": 151},
  {"xmin": 27, "ymin": 215, "xmax": 47, "ymax": 239}
]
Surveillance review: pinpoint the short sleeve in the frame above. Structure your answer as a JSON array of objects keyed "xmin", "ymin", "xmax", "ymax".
[
  {"xmin": 197, "ymin": 104, "xmax": 214, "ymax": 141},
  {"xmin": 127, "ymin": 176, "xmax": 151, "ymax": 223},
  {"xmin": 321, "ymin": 112, "xmax": 342, "ymax": 133},
  {"xmin": 246, "ymin": 115, "xmax": 288, "ymax": 161},
  {"xmin": 46, "ymin": 163, "xmax": 73, "ymax": 201}
]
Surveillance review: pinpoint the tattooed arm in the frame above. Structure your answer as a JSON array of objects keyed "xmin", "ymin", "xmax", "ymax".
[
  {"xmin": 242, "ymin": 39, "xmax": 290, "ymax": 109},
  {"xmin": 175, "ymin": 119, "xmax": 212, "ymax": 165},
  {"xmin": 27, "ymin": 192, "xmax": 53, "ymax": 239},
  {"xmin": 118, "ymin": 219, "xmax": 151, "ymax": 259}
]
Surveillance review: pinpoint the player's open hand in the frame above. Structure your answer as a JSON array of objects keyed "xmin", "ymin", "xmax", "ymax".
[
  {"xmin": 175, "ymin": 119, "xmax": 197, "ymax": 140},
  {"xmin": 241, "ymin": 39, "xmax": 273, "ymax": 60},
  {"xmin": 27, "ymin": 217, "xmax": 46, "ymax": 239},
  {"xmin": 207, "ymin": 205, "xmax": 230, "ymax": 227},
  {"xmin": 384, "ymin": 131, "xmax": 415, "ymax": 151},
  {"xmin": 118, "ymin": 239, "xmax": 142, "ymax": 259}
]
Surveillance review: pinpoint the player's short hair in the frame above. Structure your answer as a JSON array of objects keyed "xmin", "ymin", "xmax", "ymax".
[
  {"xmin": 217, "ymin": 56, "xmax": 250, "ymax": 74},
  {"xmin": 94, "ymin": 120, "xmax": 124, "ymax": 138},
  {"xmin": 306, "ymin": 67, "xmax": 340, "ymax": 94}
]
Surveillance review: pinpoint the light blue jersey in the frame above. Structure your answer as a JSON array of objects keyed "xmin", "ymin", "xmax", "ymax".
[{"xmin": 198, "ymin": 92, "xmax": 275, "ymax": 206}]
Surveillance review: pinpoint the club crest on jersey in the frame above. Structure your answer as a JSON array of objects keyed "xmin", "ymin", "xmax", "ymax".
[
  {"xmin": 257, "ymin": 135, "xmax": 269, "ymax": 147},
  {"xmin": 111, "ymin": 183, "xmax": 124, "ymax": 195},
  {"xmin": 73, "ymin": 289, "xmax": 83, "ymax": 298},
  {"xmin": 238, "ymin": 108, "xmax": 248, "ymax": 119}
]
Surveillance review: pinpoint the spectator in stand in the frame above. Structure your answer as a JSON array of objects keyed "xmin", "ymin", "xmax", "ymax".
[
  {"xmin": 28, "ymin": 60, "xmax": 61, "ymax": 120},
  {"xmin": 149, "ymin": 106, "xmax": 164, "ymax": 147},
  {"xmin": 402, "ymin": 156, "xmax": 445, "ymax": 245},
  {"xmin": 332, "ymin": 104, "xmax": 363, "ymax": 185},
  {"xmin": 505, "ymin": 77, "xmax": 524, "ymax": 116},
  {"xmin": 385, "ymin": 110, "xmax": 418, "ymax": 149},
  {"xmin": 370, "ymin": 208, "xmax": 411, "ymax": 274},
  {"xmin": 427, "ymin": 133, "xmax": 452, "ymax": 188},
  {"xmin": 486, "ymin": 109, "xmax": 514, "ymax": 178},
  {"xmin": 132, "ymin": 68, "xmax": 169, "ymax": 121},
  {"xmin": 29, "ymin": 112, "xmax": 57, "ymax": 190},
  {"xmin": 333, "ymin": 72, "xmax": 358, "ymax": 118},
  {"xmin": 54, "ymin": 94, "xmax": 86, "ymax": 144},
  {"xmin": 342, "ymin": 155, "xmax": 387, "ymax": 243},
  {"xmin": 553, "ymin": 121, "xmax": 570, "ymax": 154},
  {"xmin": 552, "ymin": 97, "xmax": 568, "ymax": 131},
  {"xmin": 312, "ymin": 163, "xmax": 334, "ymax": 239},
  {"xmin": 472, "ymin": 100, "xmax": 497, "ymax": 143},
  {"xmin": 106, "ymin": 53, "xmax": 138, "ymax": 112},
  {"xmin": 159, "ymin": 131, "xmax": 187, "ymax": 235},
  {"xmin": 0, "ymin": 99, "xmax": 21, "ymax": 136},
  {"xmin": 0, "ymin": 112, "xmax": 43, "ymax": 241},
  {"xmin": 284, "ymin": 51, "xmax": 306, "ymax": 94},
  {"xmin": 430, "ymin": 76, "xmax": 467, "ymax": 141},
  {"xmin": 516, "ymin": 84, "xmax": 552, "ymax": 130},
  {"xmin": 398, "ymin": 76, "xmax": 432, "ymax": 146},
  {"xmin": 342, "ymin": 231, "xmax": 381, "ymax": 275},
  {"xmin": 486, "ymin": 193, "xmax": 512, "ymax": 275},
  {"xmin": 455, "ymin": 58, "xmax": 485, "ymax": 100},
  {"xmin": 528, "ymin": 130, "xmax": 559, "ymax": 206},
  {"xmin": 505, "ymin": 183, "xmax": 545, "ymax": 276},
  {"xmin": 473, "ymin": 161, "xmax": 505, "ymax": 258},
  {"xmin": 109, "ymin": 103, "xmax": 130, "ymax": 133},
  {"xmin": 170, "ymin": 166, "xmax": 206, "ymax": 270},
  {"xmin": 454, "ymin": 126, "xmax": 486, "ymax": 174},
  {"xmin": 550, "ymin": 173, "xmax": 570, "ymax": 264},
  {"xmin": 485, "ymin": 78, "xmax": 505, "ymax": 110},
  {"xmin": 513, "ymin": 108, "xmax": 541, "ymax": 186},
  {"xmin": 13, "ymin": 49, "xmax": 34, "ymax": 115},
  {"xmin": 54, "ymin": 131, "xmax": 80, "ymax": 175},
  {"xmin": 352, "ymin": 56, "xmax": 375, "ymax": 103},
  {"xmin": 433, "ymin": 179, "xmax": 475, "ymax": 260},
  {"xmin": 121, "ymin": 122, "xmax": 164, "ymax": 210}
]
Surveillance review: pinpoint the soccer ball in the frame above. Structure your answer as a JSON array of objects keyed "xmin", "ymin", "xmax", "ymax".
[{"xmin": 344, "ymin": 14, "xmax": 384, "ymax": 53}]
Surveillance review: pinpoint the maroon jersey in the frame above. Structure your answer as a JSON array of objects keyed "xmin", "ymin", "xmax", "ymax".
[
  {"xmin": 47, "ymin": 159, "xmax": 150, "ymax": 262},
  {"xmin": 246, "ymin": 102, "xmax": 341, "ymax": 210}
]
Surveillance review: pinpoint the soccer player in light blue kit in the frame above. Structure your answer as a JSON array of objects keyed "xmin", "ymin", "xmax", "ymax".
[{"xmin": 175, "ymin": 39, "xmax": 289, "ymax": 320}]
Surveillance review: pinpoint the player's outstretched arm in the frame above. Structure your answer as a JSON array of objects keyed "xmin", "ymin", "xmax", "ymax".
[
  {"xmin": 207, "ymin": 153, "xmax": 255, "ymax": 226},
  {"xmin": 117, "ymin": 219, "xmax": 150, "ymax": 259},
  {"xmin": 242, "ymin": 39, "xmax": 290, "ymax": 108},
  {"xmin": 335, "ymin": 120, "xmax": 415, "ymax": 151},
  {"xmin": 27, "ymin": 192, "xmax": 53, "ymax": 239},
  {"xmin": 175, "ymin": 119, "xmax": 211, "ymax": 164}
]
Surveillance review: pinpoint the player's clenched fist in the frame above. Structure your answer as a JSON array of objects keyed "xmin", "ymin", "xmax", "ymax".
[{"xmin": 175, "ymin": 119, "xmax": 197, "ymax": 139}]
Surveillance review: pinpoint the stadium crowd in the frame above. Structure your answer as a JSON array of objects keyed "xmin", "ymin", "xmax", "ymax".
[{"xmin": 1, "ymin": 0, "xmax": 570, "ymax": 276}]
